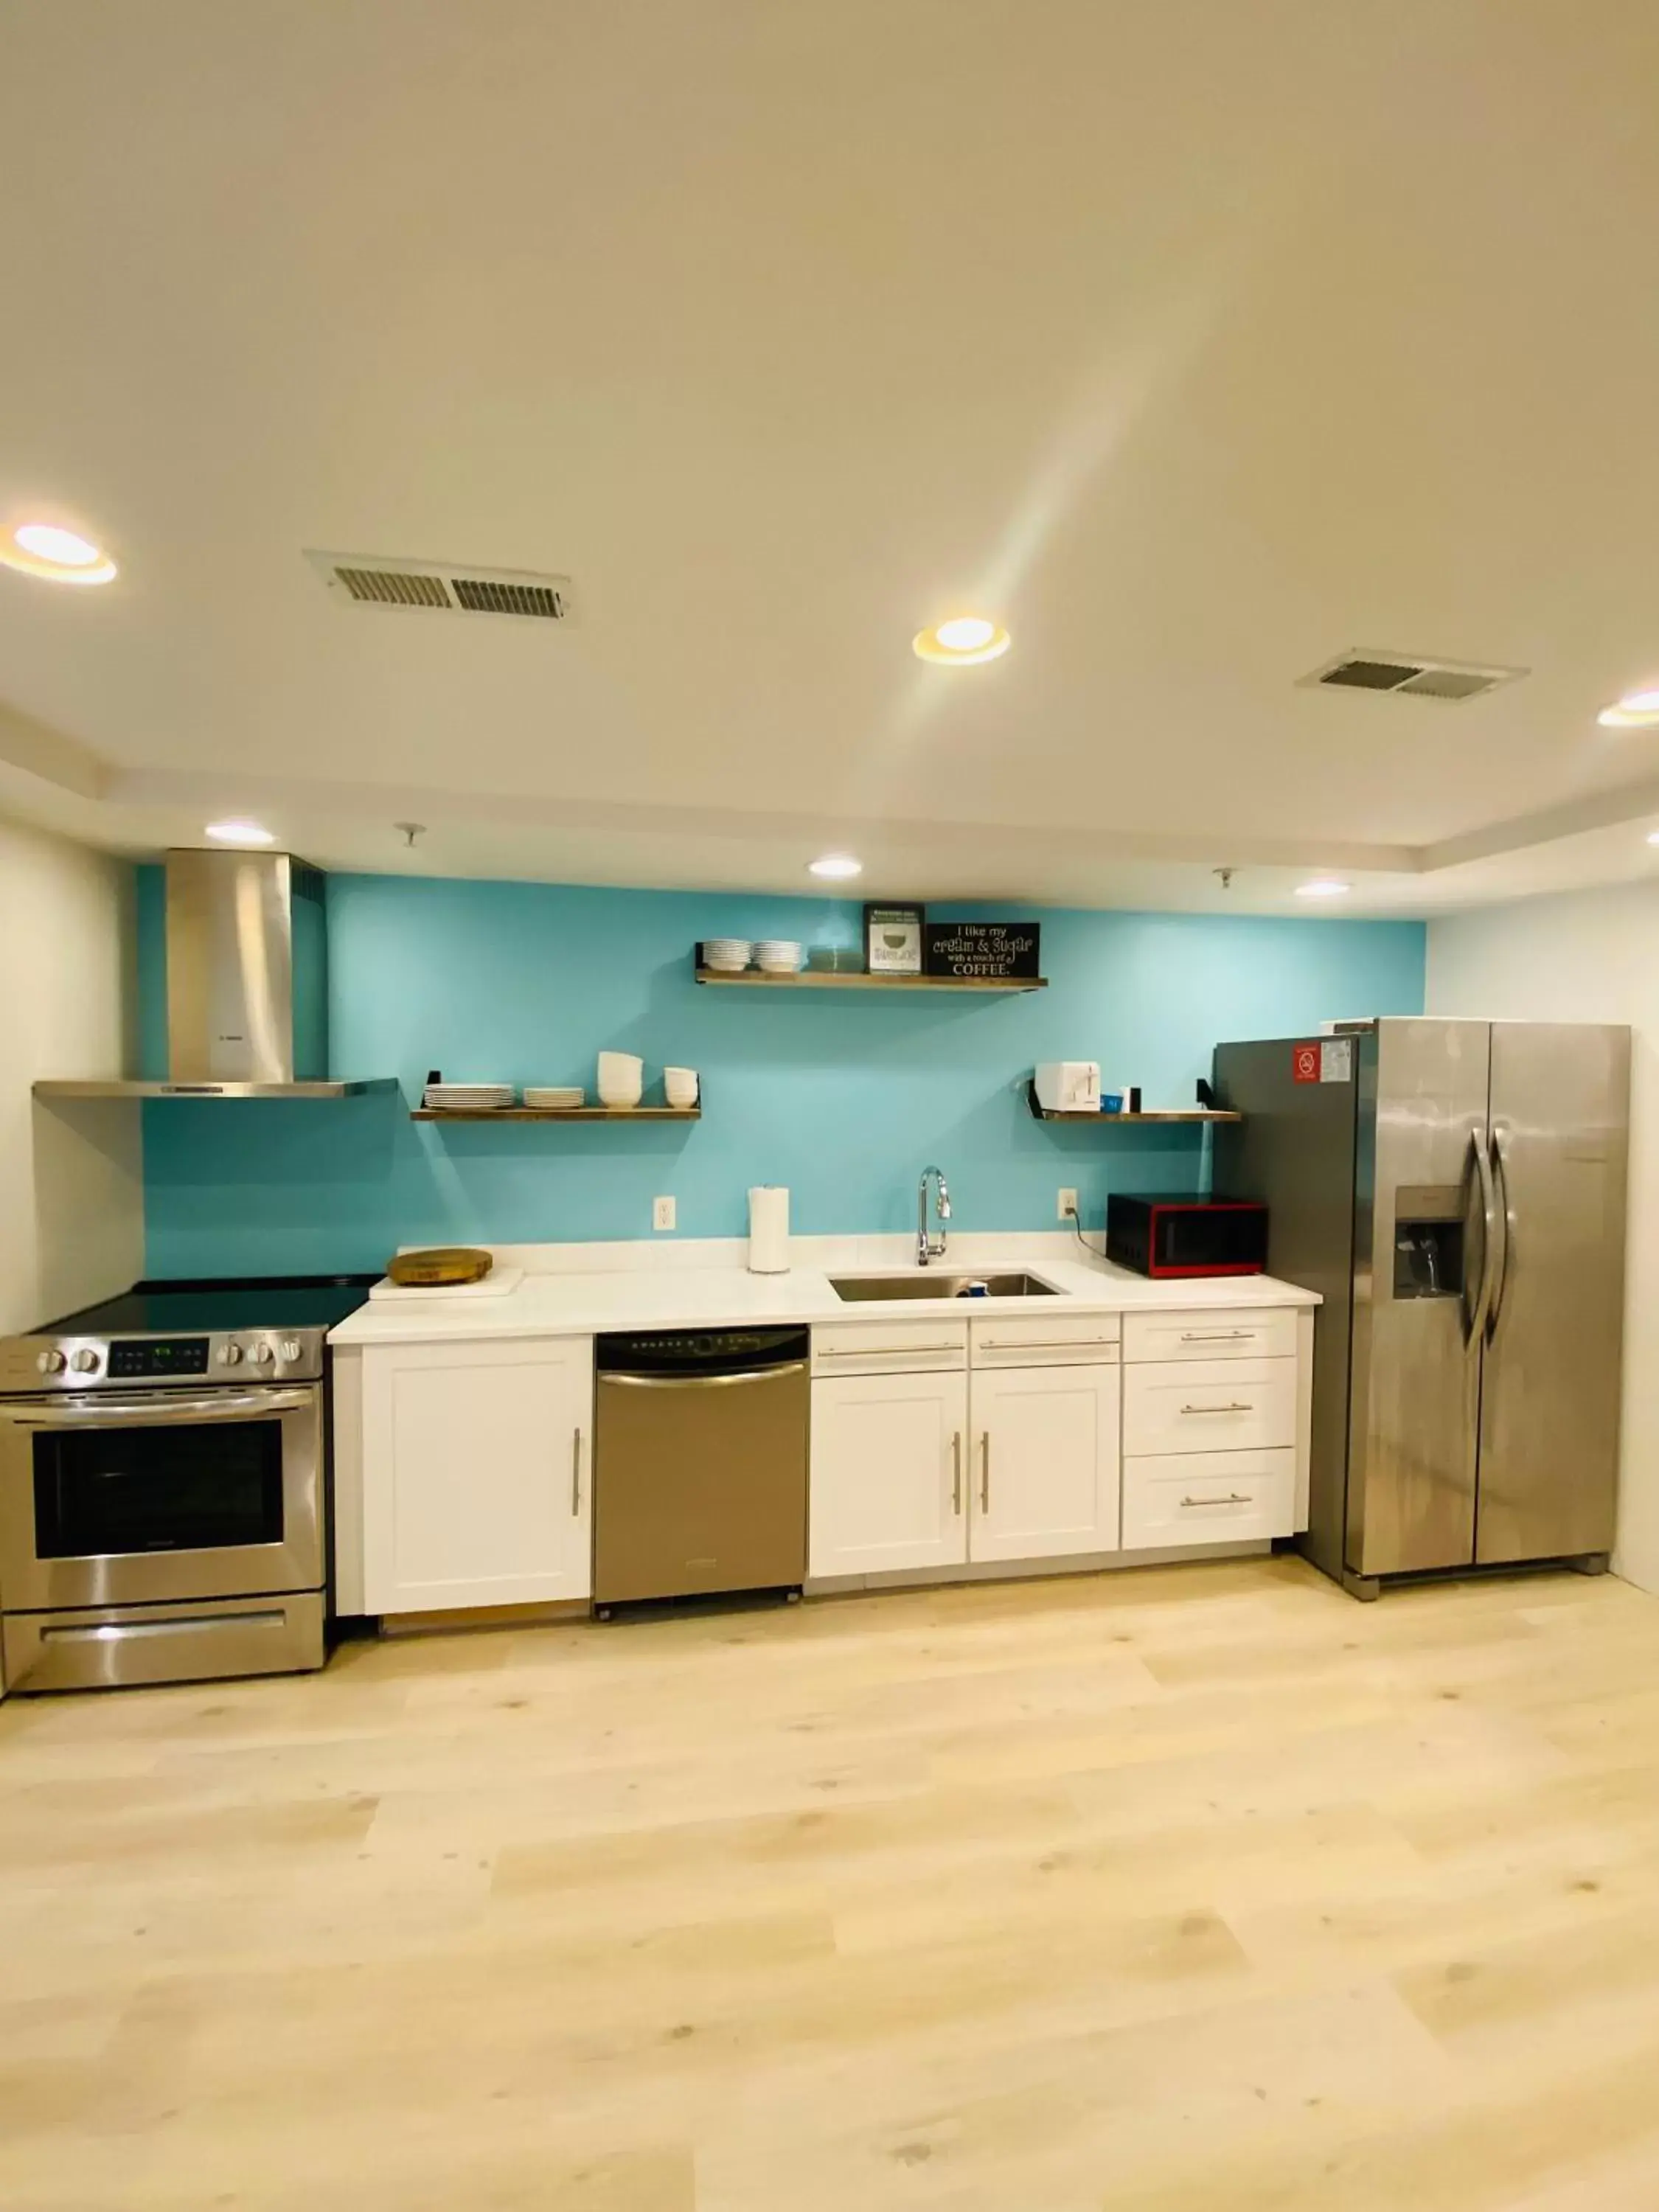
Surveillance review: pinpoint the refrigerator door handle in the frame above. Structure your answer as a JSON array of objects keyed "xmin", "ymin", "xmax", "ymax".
[
  {"xmin": 1467, "ymin": 1126, "xmax": 1498, "ymax": 1347},
  {"xmin": 1486, "ymin": 1129, "xmax": 1514, "ymax": 1340}
]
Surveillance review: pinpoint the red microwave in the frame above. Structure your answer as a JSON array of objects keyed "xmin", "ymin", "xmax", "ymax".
[{"xmin": 1105, "ymin": 1193, "xmax": 1268, "ymax": 1279}]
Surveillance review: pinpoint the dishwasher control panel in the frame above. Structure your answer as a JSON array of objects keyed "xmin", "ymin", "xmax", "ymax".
[{"xmin": 597, "ymin": 1327, "xmax": 810, "ymax": 1377}]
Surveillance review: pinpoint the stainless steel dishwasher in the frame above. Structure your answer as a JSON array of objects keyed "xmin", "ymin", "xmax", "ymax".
[{"xmin": 593, "ymin": 1327, "xmax": 810, "ymax": 1610}]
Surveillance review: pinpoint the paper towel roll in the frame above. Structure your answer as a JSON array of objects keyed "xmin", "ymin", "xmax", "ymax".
[{"xmin": 748, "ymin": 1186, "xmax": 790, "ymax": 1274}]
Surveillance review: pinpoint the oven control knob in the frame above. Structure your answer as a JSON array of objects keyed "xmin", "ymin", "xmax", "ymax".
[
  {"xmin": 219, "ymin": 1343, "xmax": 245, "ymax": 1366},
  {"xmin": 70, "ymin": 1349, "xmax": 100, "ymax": 1374},
  {"xmin": 279, "ymin": 1339, "xmax": 302, "ymax": 1363},
  {"xmin": 36, "ymin": 1348, "xmax": 66, "ymax": 1374},
  {"xmin": 250, "ymin": 1342, "xmax": 275, "ymax": 1366}
]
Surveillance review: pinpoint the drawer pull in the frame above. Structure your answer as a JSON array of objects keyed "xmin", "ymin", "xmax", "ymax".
[
  {"xmin": 978, "ymin": 1338, "xmax": 1116, "ymax": 1352},
  {"xmin": 1179, "ymin": 1329, "xmax": 1252, "ymax": 1343},
  {"xmin": 42, "ymin": 1608, "xmax": 288, "ymax": 1644},
  {"xmin": 818, "ymin": 1342, "xmax": 961, "ymax": 1357},
  {"xmin": 1180, "ymin": 1492, "xmax": 1252, "ymax": 1508},
  {"xmin": 1180, "ymin": 1401, "xmax": 1253, "ymax": 1415}
]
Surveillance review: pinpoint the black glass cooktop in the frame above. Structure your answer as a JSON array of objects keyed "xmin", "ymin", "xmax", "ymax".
[{"xmin": 43, "ymin": 1274, "xmax": 378, "ymax": 1337}]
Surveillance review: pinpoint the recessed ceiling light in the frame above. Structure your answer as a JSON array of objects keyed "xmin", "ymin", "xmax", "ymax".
[
  {"xmin": 1647, "ymin": 831, "xmax": 1659, "ymax": 848},
  {"xmin": 16, "ymin": 524, "xmax": 100, "ymax": 566},
  {"xmin": 1, "ymin": 521, "xmax": 118, "ymax": 585},
  {"xmin": 913, "ymin": 616, "xmax": 1010, "ymax": 666},
  {"xmin": 808, "ymin": 853, "xmax": 863, "ymax": 879},
  {"xmin": 1295, "ymin": 878, "xmax": 1351, "ymax": 899},
  {"xmin": 204, "ymin": 821, "xmax": 276, "ymax": 846},
  {"xmin": 1599, "ymin": 688, "xmax": 1659, "ymax": 729}
]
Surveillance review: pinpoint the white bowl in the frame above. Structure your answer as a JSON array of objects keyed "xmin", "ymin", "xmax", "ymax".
[{"xmin": 597, "ymin": 1057, "xmax": 644, "ymax": 1109}]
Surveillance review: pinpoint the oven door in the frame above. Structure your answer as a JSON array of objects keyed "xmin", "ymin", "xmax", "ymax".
[{"xmin": 0, "ymin": 1386, "xmax": 321, "ymax": 1612}]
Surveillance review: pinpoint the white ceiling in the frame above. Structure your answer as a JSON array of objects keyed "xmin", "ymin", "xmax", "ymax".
[{"xmin": 4, "ymin": 0, "xmax": 1659, "ymax": 917}]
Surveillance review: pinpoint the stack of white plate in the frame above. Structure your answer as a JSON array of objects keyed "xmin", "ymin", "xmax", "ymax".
[
  {"xmin": 524, "ymin": 1086, "xmax": 584, "ymax": 1110},
  {"xmin": 703, "ymin": 937, "xmax": 752, "ymax": 972},
  {"xmin": 755, "ymin": 939, "xmax": 803, "ymax": 974},
  {"xmin": 423, "ymin": 1082, "xmax": 516, "ymax": 1110}
]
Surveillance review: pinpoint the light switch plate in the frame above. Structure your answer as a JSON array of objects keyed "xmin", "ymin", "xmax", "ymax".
[
  {"xmin": 653, "ymin": 1195, "xmax": 676, "ymax": 1232},
  {"xmin": 1057, "ymin": 1187, "xmax": 1079, "ymax": 1222}
]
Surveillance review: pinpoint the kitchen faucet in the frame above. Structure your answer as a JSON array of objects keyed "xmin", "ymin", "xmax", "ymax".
[{"xmin": 917, "ymin": 1164, "xmax": 951, "ymax": 1267}]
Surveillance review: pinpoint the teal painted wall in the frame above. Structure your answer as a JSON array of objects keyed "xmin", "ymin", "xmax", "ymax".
[{"xmin": 136, "ymin": 869, "xmax": 1425, "ymax": 1277}]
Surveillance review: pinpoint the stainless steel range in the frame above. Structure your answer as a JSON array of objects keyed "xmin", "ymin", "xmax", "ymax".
[{"xmin": 0, "ymin": 1276, "xmax": 373, "ymax": 1692}]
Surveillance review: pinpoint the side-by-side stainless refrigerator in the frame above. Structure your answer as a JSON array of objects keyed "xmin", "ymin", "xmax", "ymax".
[{"xmin": 1212, "ymin": 1019, "xmax": 1630, "ymax": 1598}]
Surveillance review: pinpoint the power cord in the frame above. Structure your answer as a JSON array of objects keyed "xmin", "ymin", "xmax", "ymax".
[{"xmin": 1064, "ymin": 1197, "xmax": 1106, "ymax": 1259}]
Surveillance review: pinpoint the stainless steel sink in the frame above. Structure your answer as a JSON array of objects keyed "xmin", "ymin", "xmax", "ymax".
[{"xmin": 829, "ymin": 1271, "xmax": 1060, "ymax": 1302}]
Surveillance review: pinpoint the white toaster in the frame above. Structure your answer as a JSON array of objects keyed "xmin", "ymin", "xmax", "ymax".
[{"xmin": 1034, "ymin": 1062, "xmax": 1101, "ymax": 1113}]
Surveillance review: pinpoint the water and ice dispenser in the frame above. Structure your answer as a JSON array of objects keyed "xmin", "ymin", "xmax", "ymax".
[{"xmin": 1392, "ymin": 1185, "xmax": 1466, "ymax": 1299}]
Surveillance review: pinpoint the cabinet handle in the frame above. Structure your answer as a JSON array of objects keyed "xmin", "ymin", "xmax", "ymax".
[
  {"xmin": 980, "ymin": 1433, "xmax": 991, "ymax": 1512},
  {"xmin": 976, "ymin": 1338, "xmax": 1116, "ymax": 1352},
  {"xmin": 1179, "ymin": 1329, "xmax": 1252, "ymax": 1343},
  {"xmin": 571, "ymin": 1427, "xmax": 583, "ymax": 1514},
  {"xmin": 816, "ymin": 1343, "xmax": 961, "ymax": 1358},
  {"xmin": 1180, "ymin": 1492, "xmax": 1251, "ymax": 1508},
  {"xmin": 951, "ymin": 1432, "xmax": 963, "ymax": 1514},
  {"xmin": 1180, "ymin": 1401, "xmax": 1253, "ymax": 1415}
]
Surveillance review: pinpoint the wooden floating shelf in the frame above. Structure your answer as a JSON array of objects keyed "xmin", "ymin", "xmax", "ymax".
[
  {"xmin": 1037, "ymin": 1110, "xmax": 1243, "ymax": 1124},
  {"xmin": 1026, "ymin": 1082, "xmax": 1240, "ymax": 1125},
  {"xmin": 412, "ymin": 1106, "xmax": 700, "ymax": 1122},
  {"xmin": 696, "ymin": 964, "xmax": 1046, "ymax": 993}
]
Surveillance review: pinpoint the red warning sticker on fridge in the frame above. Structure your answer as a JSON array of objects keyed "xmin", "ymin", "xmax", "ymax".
[{"xmin": 1293, "ymin": 1038, "xmax": 1356, "ymax": 1085}]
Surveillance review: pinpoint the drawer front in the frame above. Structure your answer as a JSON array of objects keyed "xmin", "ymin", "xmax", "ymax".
[
  {"xmin": 1121, "ymin": 1449, "xmax": 1295, "ymax": 1550},
  {"xmin": 970, "ymin": 1312, "xmax": 1121, "ymax": 1368},
  {"xmin": 1123, "ymin": 1357, "xmax": 1296, "ymax": 1455},
  {"xmin": 813, "ymin": 1320, "xmax": 967, "ymax": 1376},
  {"xmin": 1122, "ymin": 1307, "xmax": 1298, "ymax": 1364}
]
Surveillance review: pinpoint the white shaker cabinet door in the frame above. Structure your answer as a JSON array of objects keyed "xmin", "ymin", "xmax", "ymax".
[
  {"xmin": 970, "ymin": 1362, "xmax": 1121, "ymax": 1565},
  {"xmin": 362, "ymin": 1337, "xmax": 594, "ymax": 1615},
  {"xmin": 810, "ymin": 1370, "xmax": 970, "ymax": 1577}
]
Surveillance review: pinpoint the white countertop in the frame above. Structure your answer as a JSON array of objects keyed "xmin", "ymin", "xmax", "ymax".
[{"xmin": 330, "ymin": 1236, "xmax": 1319, "ymax": 1347}]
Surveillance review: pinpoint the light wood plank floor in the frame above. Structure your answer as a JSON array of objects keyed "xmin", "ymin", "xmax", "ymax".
[{"xmin": 8, "ymin": 1556, "xmax": 1659, "ymax": 2209}]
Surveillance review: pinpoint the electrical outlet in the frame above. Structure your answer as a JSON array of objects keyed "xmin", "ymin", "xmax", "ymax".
[
  {"xmin": 653, "ymin": 1195, "xmax": 676, "ymax": 1232},
  {"xmin": 1058, "ymin": 1187, "xmax": 1079, "ymax": 1222}
]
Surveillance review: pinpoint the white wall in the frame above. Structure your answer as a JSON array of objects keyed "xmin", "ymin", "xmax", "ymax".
[
  {"xmin": 1427, "ymin": 880, "xmax": 1659, "ymax": 1592},
  {"xmin": 0, "ymin": 815, "xmax": 143, "ymax": 1335}
]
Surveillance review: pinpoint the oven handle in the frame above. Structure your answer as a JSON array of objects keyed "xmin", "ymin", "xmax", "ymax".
[{"xmin": 7, "ymin": 1388, "xmax": 315, "ymax": 1428}]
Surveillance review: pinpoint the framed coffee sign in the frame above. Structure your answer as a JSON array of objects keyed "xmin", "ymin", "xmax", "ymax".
[
  {"xmin": 864, "ymin": 903, "xmax": 925, "ymax": 974},
  {"xmin": 924, "ymin": 920, "xmax": 1041, "ymax": 980}
]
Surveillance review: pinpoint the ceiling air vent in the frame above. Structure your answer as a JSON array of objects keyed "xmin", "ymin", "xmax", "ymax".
[
  {"xmin": 304, "ymin": 549, "xmax": 571, "ymax": 621},
  {"xmin": 1298, "ymin": 649, "xmax": 1523, "ymax": 701}
]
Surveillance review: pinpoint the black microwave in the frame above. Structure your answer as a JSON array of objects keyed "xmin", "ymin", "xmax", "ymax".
[{"xmin": 1105, "ymin": 1193, "xmax": 1268, "ymax": 1279}]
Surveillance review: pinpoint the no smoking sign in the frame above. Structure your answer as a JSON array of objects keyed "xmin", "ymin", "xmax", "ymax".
[{"xmin": 1293, "ymin": 1038, "xmax": 1354, "ymax": 1085}]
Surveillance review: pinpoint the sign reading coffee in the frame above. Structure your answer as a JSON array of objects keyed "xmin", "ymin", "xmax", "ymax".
[{"xmin": 924, "ymin": 921, "xmax": 1042, "ymax": 981}]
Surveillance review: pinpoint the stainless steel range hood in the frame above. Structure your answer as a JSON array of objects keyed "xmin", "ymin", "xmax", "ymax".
[{"xmin": 37, "ymin": 849, "xmax": 395, "ymax": 1102}]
